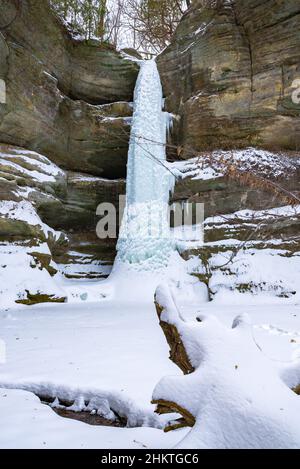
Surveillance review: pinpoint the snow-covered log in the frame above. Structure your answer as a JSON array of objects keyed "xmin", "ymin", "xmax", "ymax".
[
  {"xmin": 154, "ymin": 300, "xmax": 194, "ymax": 376},
  {"xmin": 152, "ymin": 284, "xmax": 300, "ymax": 449}
]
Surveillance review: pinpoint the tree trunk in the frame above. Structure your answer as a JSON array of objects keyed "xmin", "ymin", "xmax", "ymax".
[{"xmin": 98, "ymin": 0, "xmax": 107, "ymax": 41}]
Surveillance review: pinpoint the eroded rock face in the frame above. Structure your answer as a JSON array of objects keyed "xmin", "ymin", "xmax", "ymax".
[
  {"xmin": 0, "ymin": 143, "xmax": 125, "ymax": 231},
  {"xmin": 0, "ymin": 0, "xmax": 138, "ymax": 104},
  {"xmin": 171, "ymin": 147, "xmax": 300, "ymax": 217},
  {"xmin": 158, "ymin": 0, "xmax": 300, "ymax": 154},
  {"xmin": 41, "ymin": 171, "xmax": 125, "ymax": 232},
  {"xmin": 0, "ymin": 144, "xmax": 123, "ymax": 286},
  {"xmin": 1, "ymin": 0, "xmax": 300, "ymax": 299},
  {"xmin": 0, "ymin": 0, "xmax": 138, "ymax": 178}
]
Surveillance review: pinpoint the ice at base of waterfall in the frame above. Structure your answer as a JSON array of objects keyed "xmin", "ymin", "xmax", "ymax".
[{"xmin": 117, "ymin": 201, "xmax": 175, "ymax": 270}]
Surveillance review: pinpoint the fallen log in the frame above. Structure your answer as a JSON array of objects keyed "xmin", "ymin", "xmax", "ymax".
[
  {"xmin": 151, "ymin": 398, "xmax": 195, "ymax": 430},
  {"xmin": 153, "ymin": 292, "xmax": 196, "ymax": 430},
  {"xmin": 152, "ymin": 284, "xmax": 300, "ymax": 447}
]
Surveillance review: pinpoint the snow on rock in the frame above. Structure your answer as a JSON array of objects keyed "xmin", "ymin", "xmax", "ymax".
[
  {"xmin": 206, "ymin": 204, "xmax": 300, "ymax": 226},
  {"xmin": 0, "ymin": 200, "xmax": 66, "ymax": 243},
  {"xmin": 153, "ymin": 284, "xmax": 300, "ymax": 449},
  {"xmin": 0, "ymin": 144, "xmax": 66, "ymax": 216},
  {"xmin": 0, "ymin": 200, "xmax": 67, "ymax": 307},
  {"xmin": 57, "ymin": 251, "xmax": 112, "ymax": 280},
  {"xmin": 120, "ymin": 51, "xmax": 143, "ymax": 64},
  {"xmin": 170, "ymin": 158, "xmax": 222, "ymax": 181},
  {"xmin": 0, "ymin": 146, "xmax": 65, "ymax": 185},
  {"xmin": 208, "ymin": 248, "xmax": 300, "ymax": 303},
  {"xmin": 0, "ymin": 242, "xmax": 66, "ymax": 307},
  {"xmin": 0, "ymin": 200, "xmax": 41, "ymax": 225},
  {"xmin": 182, "ymin": 204, "xmax": 300, "ymax": 303},
  {"xmin": 170, "ymin": 148, "xmax": 300, "ymax": 181}
]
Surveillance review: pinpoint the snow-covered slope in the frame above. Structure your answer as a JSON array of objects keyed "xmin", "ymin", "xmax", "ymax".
[{"xmin": 183, "ymin": 204, "xmax": 300, "ymax": 303}]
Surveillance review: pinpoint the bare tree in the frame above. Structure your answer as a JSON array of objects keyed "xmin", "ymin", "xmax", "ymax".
[
  {"xmin": 50, "ymin": 0, "xmax": 189, "ymax": 51},
  {"xmin": 106, "ymin": 0, "xmax": 126, "ymax": 47},
  {"xmin": 50, "ymin": 0, "xmax": 109, "ymax": 41},
  {"xmin": 122, "ymin": 0, "xmax": 188, "ymax": 54}
]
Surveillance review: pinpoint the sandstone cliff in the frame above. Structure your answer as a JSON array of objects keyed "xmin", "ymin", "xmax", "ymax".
[
  {"xmin": 0, "ymin": 1, "xmax": 135, "ymax": 299},
  {"xmin": 0, "ymin": 0, "xmax": 300, "ymax": 304},
  {"xmin": 158, "ymin": 0, "xmax": 300, "ymax": 154},
  {"xmin": 158, "ymin": 0, "xmax": 300, "ymax": 299},
  {"xmin": 0, "ymin": 0, "xmax": 139, "ymax": 178}
]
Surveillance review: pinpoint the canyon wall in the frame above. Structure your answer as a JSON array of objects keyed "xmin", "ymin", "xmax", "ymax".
[{"xmin": 158, "ymin": 0, "xmax": 300, "ymax": 154}]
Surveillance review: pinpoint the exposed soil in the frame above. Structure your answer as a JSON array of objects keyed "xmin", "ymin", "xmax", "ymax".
[
  {"xmin": 51, "ymin": 407, "xmax": 126, "ymax": 427},
  {"xmin": 40, "ymin": 396, "xmax": 127, "ymax": 428}
]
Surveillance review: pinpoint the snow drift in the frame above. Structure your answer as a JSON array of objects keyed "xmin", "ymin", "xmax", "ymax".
[{"xmin": 153, "ymin": 284, "xmax": 300, "ymax": 449}]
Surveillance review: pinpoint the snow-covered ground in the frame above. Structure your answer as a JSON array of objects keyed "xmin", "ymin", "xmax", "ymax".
[
  {"xmin": 0, "ymin": 297, "xmax": 188, "ymax": 448},
  {"xmin": 0, "ymin": 388, "xmax": 182, "ymax": 449},
  {"xmin": 0, "ymin": 300, "xmax": 177, "ymax": 407},
  {"xmin": 0, "ymin": 294, "xmax": 299, "ymax": 449}
]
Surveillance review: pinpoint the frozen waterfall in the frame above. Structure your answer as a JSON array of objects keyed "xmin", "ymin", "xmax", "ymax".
[
  {"xmin": 116, "ymin": 60, "xmax": 175, "ymax": 271},
  {"xmin": 100, "ymin": 60, "xmax": 207, "ymax": 303}
]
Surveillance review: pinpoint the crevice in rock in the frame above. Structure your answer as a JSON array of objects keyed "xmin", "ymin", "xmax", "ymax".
[
  {"xmin": 67, "ymin": 92, "xmax": 132, "ymax": 107},
  {"xmin": 0, "ymin": 32, "xmax": 9, "ymax": 79},
  {"xmin": 280, "ymin": 64, "xmax": 285, "ymax": 100},
  {"xmin": 257, "ymin": 9, "xmax": 300, "ymax": 31},
  {"xmin": 152, "ymin": 399, "xmax": 195, "ymax": 431},
  {"xmin": 230, "ymin": 2, "xmax": 254, "ymax": 115}
]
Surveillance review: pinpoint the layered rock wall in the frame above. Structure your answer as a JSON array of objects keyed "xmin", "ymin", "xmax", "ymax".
[
  {"xmin": 0, "ymin": 0, "xmax": 139, "ymax": 178},
  {"xmin": 158, "ymin": 0, "xmax": 300, "ymax": 154}
]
